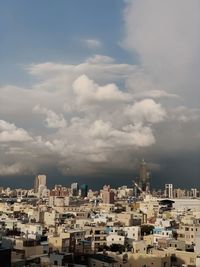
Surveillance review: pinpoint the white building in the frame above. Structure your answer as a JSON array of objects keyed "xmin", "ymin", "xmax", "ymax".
[
  {"xmin": 49, "ymin": 196, "xmax": 70, "ymax": 207},
  {"xmin": 124, "ymin": 226, "xmax": 141, "ymax": 241},
  {"xmin": 34, "ymin": 174, "xmax": 46, "ymax": 193},
  {"xmin": 18, "ymin": 223, "xmax": 43, "ymax": 240},
  {"xmin": 106, "ymin": 234, "xmax": 125, "ymax": 247},
  {"xmin": 165, "ymin": 184, "xmax": 173, "ymax": 198},
  {"xmin": 43, "ymin": 210, "xmax": 58, "ymax": 226}
]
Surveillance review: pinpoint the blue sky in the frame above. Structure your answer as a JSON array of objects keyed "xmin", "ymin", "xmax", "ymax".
[{"xmin": 0, "ymin": 0, "xmax": 132, "ymax": 86}]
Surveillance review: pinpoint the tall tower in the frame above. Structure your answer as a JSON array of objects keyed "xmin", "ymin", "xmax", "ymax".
[
  {"xmin": 71, "ymin": 182, "xmax": 79, "ymax": 196},
  {"xmin": 138, "ymin": 159, "xmax": 150, "ymax": 193},
  {"xmin": 34, "ymin": 174, "xmax": 46, "ymax": 193},
  {"xmin": 165, "ymin": 184, "xmax": 173, "ymax": 198}
]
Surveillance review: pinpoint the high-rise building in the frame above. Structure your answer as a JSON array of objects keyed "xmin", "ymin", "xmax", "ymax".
[
  {"xmin": 191, "ymin": 188, "xmax": 197, "ymax": 198},
  {"xmin": 165, "ymin": 184, "xmax": 173, "ymax": 198},
  {"xmin": 80, "ymin": 184, "xmax": 88, "ymax": 198},
  {"xmin": 138, "ymin": 159, "xmax": 150, "ymax": 193},
  {"xmin": 34, "ymin": 174, "xmax": 46, "ymax": 193},
  {"xmin": 71, "ymin": 182, "xmax": 79, "ymax": 196},
  {"xmin": 102, "ymin": 185, "xmax": 114, "ymax": 204},
  {"xmin": 174, "ymin": 188, "xmax": 185, "ymax": 199}
]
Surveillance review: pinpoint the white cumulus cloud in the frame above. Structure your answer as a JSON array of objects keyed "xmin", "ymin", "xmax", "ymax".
[
  {"xmin": 33, "ymin": 106, "xmax": 67, "ymax": 129},
  {"xmin": 73, "ymin": 75, "xmax": 130, "ymax": 104},
  {"xmin": 0, "ymin": 120, "xmax": 32, "ymax": 142},
  {"xmin": 125, "ymin": 99, "xmax": 166, "ymax": 124}
]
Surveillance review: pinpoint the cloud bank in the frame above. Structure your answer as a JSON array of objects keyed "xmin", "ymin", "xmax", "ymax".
[{"xmin": 1, "ymin": 1, "xmax": 200, "ymax": 187}]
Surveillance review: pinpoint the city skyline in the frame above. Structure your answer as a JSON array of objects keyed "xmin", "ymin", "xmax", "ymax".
[{"xmin": 1, "ymin": 0, "xmax": 200, "ymax": 188}]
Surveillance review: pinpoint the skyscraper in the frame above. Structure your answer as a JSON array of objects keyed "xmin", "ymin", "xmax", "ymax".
[
  {"xmin": 71, "ymin": 182, "xmax": 79, "ymax": 196},
  {"xmin": 165, "ymin": 184, "xmax": 173, "ymax": 198},
  {"xmin": 80, "ymin": 184, "xmax": 88, "ymax": 198},
  {"xmin": 34, "ymin": 174, "xmax": 46, "ymax": 193},
  {"xmin": 138, "ymin": 159, "xmax": 150, "ymax": 193}
]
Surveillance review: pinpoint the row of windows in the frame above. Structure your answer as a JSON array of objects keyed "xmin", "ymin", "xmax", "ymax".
[{"xmin": 184, "ymin": 227, "xmax": 198, "ymax": 231}]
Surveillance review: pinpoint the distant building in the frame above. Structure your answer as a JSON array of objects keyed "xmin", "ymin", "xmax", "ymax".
[
  {"xmin": 71, "ymin": 182, "xmax": 79, "ymax": 196},
  {"xmin": 102, "ymin": 185, "xmax": 114, "ymax": 204},
  {"xmin": 165, "ymin": 184, "xmax": 173, "ymax": 198},
  {"xmin": 34, "ymin": 174, "xmax": 46, "ymax": 193},
  {"xmin": 138, "ymin": 159, "xmax": 150, "ymax": 193},
  {"xmin": 50, "ymin": 185, "xmax": 69, "ymax": 197},
  {"xmin": 173, "ymin": 188, "xmax": 186, "ymax": 198},
  {"xmin": 80, "ymin": 184, "xmax": 88, "ymax": 198},
  {"xmin": 191, "ymin": 188, "xmax": 198, "ymax": 198}
]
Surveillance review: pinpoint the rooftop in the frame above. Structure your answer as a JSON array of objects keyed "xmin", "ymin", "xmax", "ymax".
[{"xmin": 89, "ymin": 254, "xmax": 117, "ymax": 263}]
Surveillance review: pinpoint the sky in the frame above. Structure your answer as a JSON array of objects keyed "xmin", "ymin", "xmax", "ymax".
[{"xmin": 1, "ymin": 0, "xmax": 200, "ymax": 189}]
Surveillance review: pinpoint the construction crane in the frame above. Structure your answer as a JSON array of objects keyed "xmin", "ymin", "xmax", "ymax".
[
  {"xmin": 132, "ymin": 179, "xmax": 147, "ymax": 199},
  {"xmin": 133, "ymin": 180, "xmax": 143, "ymax": 193}
]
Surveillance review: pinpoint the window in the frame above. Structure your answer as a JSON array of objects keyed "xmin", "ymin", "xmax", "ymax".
[{"xmin": 190, "ymin": 258, "xmax": 195, "ymax": 263}]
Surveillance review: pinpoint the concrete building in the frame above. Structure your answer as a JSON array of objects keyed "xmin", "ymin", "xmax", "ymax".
[
  {"xmin": 138, "ymin": 159, "xmax": 150, "ymax": 193},
  {"xmin": 34, "ymin": 174, "xmax": 46, "ymax": 193},
  {"xmin": 173, "ymin": 188, "xmax": 186, "ymax": 198},
  {"xmin": 132, "ymin": 240, "xmax": 147, "ymax": 253},
  {"xmin": 106, "ymin": 234, "xmax": 125, "ymax": 246},
  {"xmin": 85, "ymin": 226, "xmax": 107, "ymax": 251},
  {"xmin": 49, "ymin": 252, "xmax": 73, "ymax": 266},
  {"xmin": 124, "ymin": 226, "xmax": 141, "ymax": 241},
  {"xmin": 102, "ymin": 185, "xmax": 114, "ymax": 204},
  {"xmin": 49, "ymin": 235, "xmax": 70, "ymax": 253},
  {"xmin": 177, "ymin": 223, "xmax": 200, "ymax": 244},
  {"xmin": 13, "ymin": 238, "xmax": 44, "ymax": 258},
  {"xmin": 18, "ymin": 223, "xmax": 43, "ymax": 240},
  {"xmin": 49, "ymin": 196, "xmax": 70, "ymax": 207},
  {"xmin": 153, "ymin": 227, "xmax": 173, "ymax": 245},
  {"xmin": 165, "ymin": 184, "xmax": 173, "ymax": 198},
  {"xmin": 71, "ymin": 183, "xmax": 79, "ymax": 196},
  {"xmin": 191, "ymin": 188, "xmax": 198, "ymax": 198},
  {"xmin": 80, "ymin": 184, "xmax": 88, "ymax": 198}
]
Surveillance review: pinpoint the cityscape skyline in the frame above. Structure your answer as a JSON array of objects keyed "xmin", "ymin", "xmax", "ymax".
[
  {"xmin": 0, "ymin": 159, "xmax": 199, "ymax": 192},
  {"xmin": 1, "ymin": 1, "xmax": 200, "ymax": 188},
  {"xmin": 1, "ymin": 2, "xmax": 200, "ymax": 267}
]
